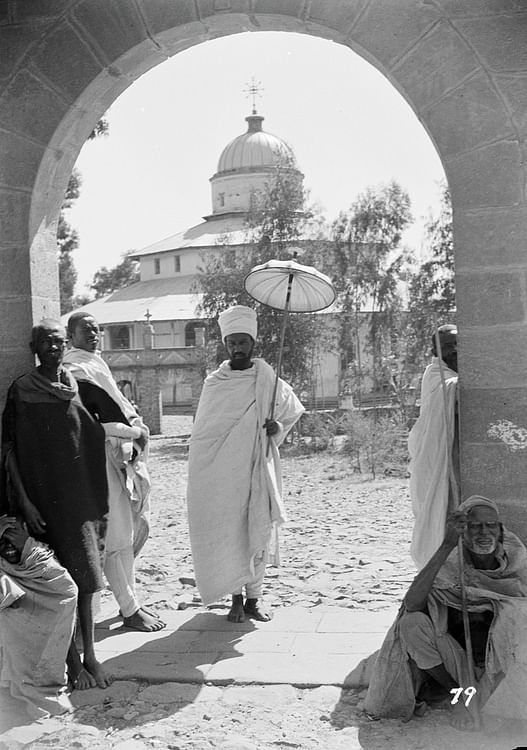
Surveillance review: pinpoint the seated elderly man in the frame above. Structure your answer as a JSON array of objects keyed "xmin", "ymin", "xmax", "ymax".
[
  {"xmin": 365, "ymin": 496, "xmax": 527, "ymax": 730},
  {"xmin": 0, "ymin": 515, "xmax": 77, "ymax": 718}
]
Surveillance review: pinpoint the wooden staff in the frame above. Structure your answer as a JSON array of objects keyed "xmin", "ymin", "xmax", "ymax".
[
  {"xmin": 433, "ymin": 325, "xmax": 480, "ymax": 727},
  {"xmin": 266, "ymin": 269, "xmax": 294, "ymax": 456}
]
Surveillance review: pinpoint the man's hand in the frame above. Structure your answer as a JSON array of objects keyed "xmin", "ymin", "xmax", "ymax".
[
  {"xmin": 264, "ymin": 419, "xmax": 280, "ymax": 437},
  {"xmin": 444, "ymin": 511, "xmax": 467, "ymax": 549},
  {"xmin": 135, "ymin": 428, "xmax": 149, "ymax": 451},
  {"xmin": 4, "ymin": 524, "xmax": 29, "ymax": 552},
  {"xmin": 21, "ymin": 502, "xmax": 46, "ymax": 536},
  {"xmin": 405, "ymin": 510, "xmax": 466, "ymax": 612}
]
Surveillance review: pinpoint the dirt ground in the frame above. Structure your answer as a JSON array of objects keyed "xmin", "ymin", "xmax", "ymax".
[{"xmin": 1, "ymin": 424, "xmax": 526, "ymax": 750}]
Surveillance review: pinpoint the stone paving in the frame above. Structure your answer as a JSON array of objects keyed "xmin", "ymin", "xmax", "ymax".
[
  {"xmin": 0, "ymin": 604, "xmax": 394, "ymax": 749},
  {"xmin": 91, "ymin": 604, "xmax": 395, "ymax": 688},
  {"xmin": 2, "ymin": 604, "xmax": 527, "ymax": 750}
]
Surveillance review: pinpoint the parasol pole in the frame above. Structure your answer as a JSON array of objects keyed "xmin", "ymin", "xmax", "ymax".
[
  {"xmin": 266, "ymin": 269, "xmax": 294, "ymax": 455},
  {"xmin": 433, "ymin": 324, "xmax": 480, "ymax": 727}
]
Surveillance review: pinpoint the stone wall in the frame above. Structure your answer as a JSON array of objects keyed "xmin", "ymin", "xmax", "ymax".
[
  {"xmin": 103, "ymin": 345, "xmax": 205, "ymax": 434},
  {"xmin": 1, "ymin": 2, "xmax": 527, "ymax": 536}
]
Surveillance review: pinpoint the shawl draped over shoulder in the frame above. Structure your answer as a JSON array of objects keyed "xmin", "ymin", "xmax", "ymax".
[
  {"xmin": 1, "ymin": 368, "xmax": 108, "ymax": 593},
  {"xmin": 63, "ymin": 347, "xmax": 151, "ymax": 556},
  {"xmin": 365, "ymin": 527, "xmax": 527, "ymax": 721},
  {"xmin": 186, "ymin": 358, "xmax": 304, "ymax": 605},
  {"xmin": 0, "ymin": 538, "xmax": 77, "ymax": 719},
  {"xmin": 408, "ymin": 359, "xmax": 458, "ymax": 569}
]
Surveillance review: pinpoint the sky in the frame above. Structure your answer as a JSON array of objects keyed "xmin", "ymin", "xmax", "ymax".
[{"xmin": 68, "ymin": 31, "xmax": 446, "ymax": 294}]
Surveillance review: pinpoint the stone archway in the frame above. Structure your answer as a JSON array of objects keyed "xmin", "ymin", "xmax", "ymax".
[{"xmin": 1, "ymin": 1, "xmax": 527, "ymax": 536}]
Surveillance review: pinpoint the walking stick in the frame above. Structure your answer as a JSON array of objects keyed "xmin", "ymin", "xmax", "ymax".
[{"xmin": 433, "ymin": 325, "xmax": 480, "ymax": 728}]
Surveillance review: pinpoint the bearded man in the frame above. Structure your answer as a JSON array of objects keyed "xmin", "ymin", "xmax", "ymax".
[
  {"xmin": 365, "ymin": 496, "xmax": 527, "ymax": 731},
  {"xmin": 186, "ymin": 305, "xmax": 304, "ymax": 623}
]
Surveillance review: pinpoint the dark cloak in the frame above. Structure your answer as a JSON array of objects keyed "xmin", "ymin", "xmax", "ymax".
[{"xmin": 0, "ymin": 368, "xmax": 108, "ymax": 593}]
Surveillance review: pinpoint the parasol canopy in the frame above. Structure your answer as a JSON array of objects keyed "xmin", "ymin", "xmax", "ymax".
[{"xmin": 244, "ymin": 258, "xmax": 336, "ymax": 313}]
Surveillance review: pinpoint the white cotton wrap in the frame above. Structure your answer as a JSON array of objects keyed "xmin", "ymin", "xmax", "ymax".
[
  {"xmin": 408, "ymin": 358, "xmax": 458, "ymax": 570},
  {"xmin": 186, "ymin": 358, "xmax": 304, "ymax": 605}
]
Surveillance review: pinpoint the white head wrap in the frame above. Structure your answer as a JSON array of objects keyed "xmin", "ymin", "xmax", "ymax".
[
  {"xmin": 218, "ymin": 305, "xmax": 257, "ymax": 342},
  {"xmin": 458, "ymin": 495, "xmax": 499, "ymax": 516}
]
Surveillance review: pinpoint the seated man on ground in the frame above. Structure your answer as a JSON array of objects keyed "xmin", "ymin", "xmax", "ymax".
[
  {"xmin": 0, "ymin": 515, "xmax": 78, "ymax": 719},
  {"xmin": 365, "ymin": 495, "xmax": 527, "ymax": 730}
]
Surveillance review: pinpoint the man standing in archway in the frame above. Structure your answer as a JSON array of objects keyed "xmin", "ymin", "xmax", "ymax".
[
  {"xmin": 186, "ymin": 305, "xmax": 304, "ymax": 622},
  {"xmin": 409, "ymin": 324, "xmax": 459, "ymax": 570},
  {"xmin": 64, "ymin": 312, "xmax": 164, "ymax": 633}
]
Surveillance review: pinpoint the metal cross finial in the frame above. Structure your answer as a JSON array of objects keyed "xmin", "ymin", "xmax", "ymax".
[
  {"xmin": 243, "ymin": 77, "xmax": 264, "ymax": 114},
  {"xmin": 145, "ymin": 309, "xmax": 152, "ymax": 324}
]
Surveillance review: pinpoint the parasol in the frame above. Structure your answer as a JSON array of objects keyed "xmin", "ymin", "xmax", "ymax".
[{"xmin": 244, "ymin": 255, "xmax": 336, "ymax": 444}]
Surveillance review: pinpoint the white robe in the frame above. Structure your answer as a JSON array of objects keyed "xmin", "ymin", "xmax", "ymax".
[
  {"xmin": 63, "ymin": 346, "xmax": 151, "ymax": 556},
  {"xmin": 408, "ymin": 358, "xmax": 458, "ymax": 570},
  {"xmin": 0, "ymin": 539, "xmax": 77, "ymax": 718},
  {"xmin": 186, "ymin": 358, "xmax": 304, "ymax": 605}
]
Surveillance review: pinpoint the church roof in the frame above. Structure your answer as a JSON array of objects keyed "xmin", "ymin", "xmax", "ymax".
[
  {"xmin": 61, "ymin": 279, "xmax": 203, "ymax": 326},
  {"xmin": 215, "ymin": 114, "xmax": 295, "ymax": 175},
  {"xmin": 132, "ymin": 215, "xmax": 249, "ymax": 258}
]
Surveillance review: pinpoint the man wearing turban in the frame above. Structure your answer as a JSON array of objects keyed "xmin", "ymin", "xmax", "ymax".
[
  {"xmin": 365, "ymin": 496, "xmax": 527, "ymax": 731},
  {"xmin": 186, "ymin": 305, "xmax": 304, "ymax": 622}
]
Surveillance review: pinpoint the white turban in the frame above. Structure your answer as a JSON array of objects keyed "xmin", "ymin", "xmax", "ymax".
[
  {"xmin": 218, "ymin": 305, "xmax": 257, "ymax": 342},
  {"xmin": 458, "ymin": 495, "xmax": 499, "ymax": 516}
]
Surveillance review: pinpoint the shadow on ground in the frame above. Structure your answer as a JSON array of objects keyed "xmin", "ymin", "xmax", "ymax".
[
  {"xmin": 67, "ymin": 610, "xmax": 258, "ymax": 729},
  {"xmin": 329, "ymin": 679, "xmax": 527, "ymax": 750},
  {"xmin": 1, "ymin": 611, "xmax": 257, "ymax": 739}
]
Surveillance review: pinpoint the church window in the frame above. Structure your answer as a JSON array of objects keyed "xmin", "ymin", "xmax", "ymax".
[
  {"xmin": 154, "ymin": 258, "xmax": 161, "ymax": 275},
  {"xmin": 219, "ymin": 192, "xmax": 225, "ymax": 207},
  {"xmin": 174, "ymin": 255, "xmax": 181, "ymax": 272},
  {"xmin": 185, "ymin": 322, "xmax": 205, "ymax": 347},
  {"xmin": 110, "ymin": 326, "xmax": 130, "ymax": 349}
]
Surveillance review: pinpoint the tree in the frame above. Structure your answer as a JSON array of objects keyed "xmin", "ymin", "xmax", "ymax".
[
  {"xmin": 57, "ymin": 169, "xmax": 82, "ymax": 314},
  {"xmin": 406, "ymin": 183, "xmax": 455, "ymax": 372},
  {"xmin": 330, "ymin": 181, "xmax": 413, "ymax": 400},
  {"xmin": 58, "ymin": 118, "xmax": 109, "ymax": 313},
  {"xmin": 90, "ymin": 252, "xmax": 140, "ymax": 298},
  {"xmin": 195, "ymin": 159, "xmax": 330, "ymax": 395}
]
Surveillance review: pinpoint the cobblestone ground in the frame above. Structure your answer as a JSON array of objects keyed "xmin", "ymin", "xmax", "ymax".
[{"xmin": 1, "ymin": 424, "xmax": 526, "ymax": 750}]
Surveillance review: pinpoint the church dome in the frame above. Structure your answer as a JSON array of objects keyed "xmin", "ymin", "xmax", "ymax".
[{"xmin": 216, "ymin": 114, "xmax": 296, "ymax": 174}]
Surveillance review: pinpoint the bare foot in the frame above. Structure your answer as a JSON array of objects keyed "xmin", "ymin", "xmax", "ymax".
[
  {"xmin": 83, "ymin": 655, "xmax": 113, "ymax": 689},
  {"xmin": 227, "ymin": 594, "xmax": 245, "ymax": 622},
  {"xmin": 140, "ymin": 606, "xmax": 165, "ymax": 622},
  {"xmin": 123, "ymin": 607, "xmax": 166, "ymax": 632},
  {"xmin": 69, "ymin": 666, "xmax": 96, "ymax": 691},
  {"xmin": 451, "ymin": 699, "xmax": 477, "ymax": 731},
  {"xmin": 244, "ymin": 598, "xmax": 273, "ymax": 621}
]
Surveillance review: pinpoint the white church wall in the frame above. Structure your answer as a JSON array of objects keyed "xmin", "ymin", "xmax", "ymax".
[
  {"xmin": 211, "ymin": 172, "xmax": 270, "ymax": 215},
  {"xmin": 139, "ymin": 248, "xmax": 212, "ymax": 281}
]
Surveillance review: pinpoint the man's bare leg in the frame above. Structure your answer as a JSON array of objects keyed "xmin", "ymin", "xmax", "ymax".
[
  {"xmin": 78, "ymin": 592, "xmax": 113, "ymax": 688},
  {"xmin": 244, "ymin": 597, "xmax": 273, "ymax": 622},
  {"xmin": 228, "ymin": 594, "xmax": 245, "ymax": 622},
  {"xmin": 67, "ymin": 639, "xmax": 96, "ymax": 690},
  {"xmin": 425, "ymin": 664, "xmax": 476, "ymax": 730}
]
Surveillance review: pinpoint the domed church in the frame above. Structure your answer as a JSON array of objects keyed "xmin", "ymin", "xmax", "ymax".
[{"xmin": 66, "ymin": 109, "xmax": 339, "ymax": 427}]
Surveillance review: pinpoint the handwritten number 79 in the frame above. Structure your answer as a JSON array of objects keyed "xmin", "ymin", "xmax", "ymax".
[{"xmin": 450, "ymin": 686, "xmax": 476, "ymax": 706}]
